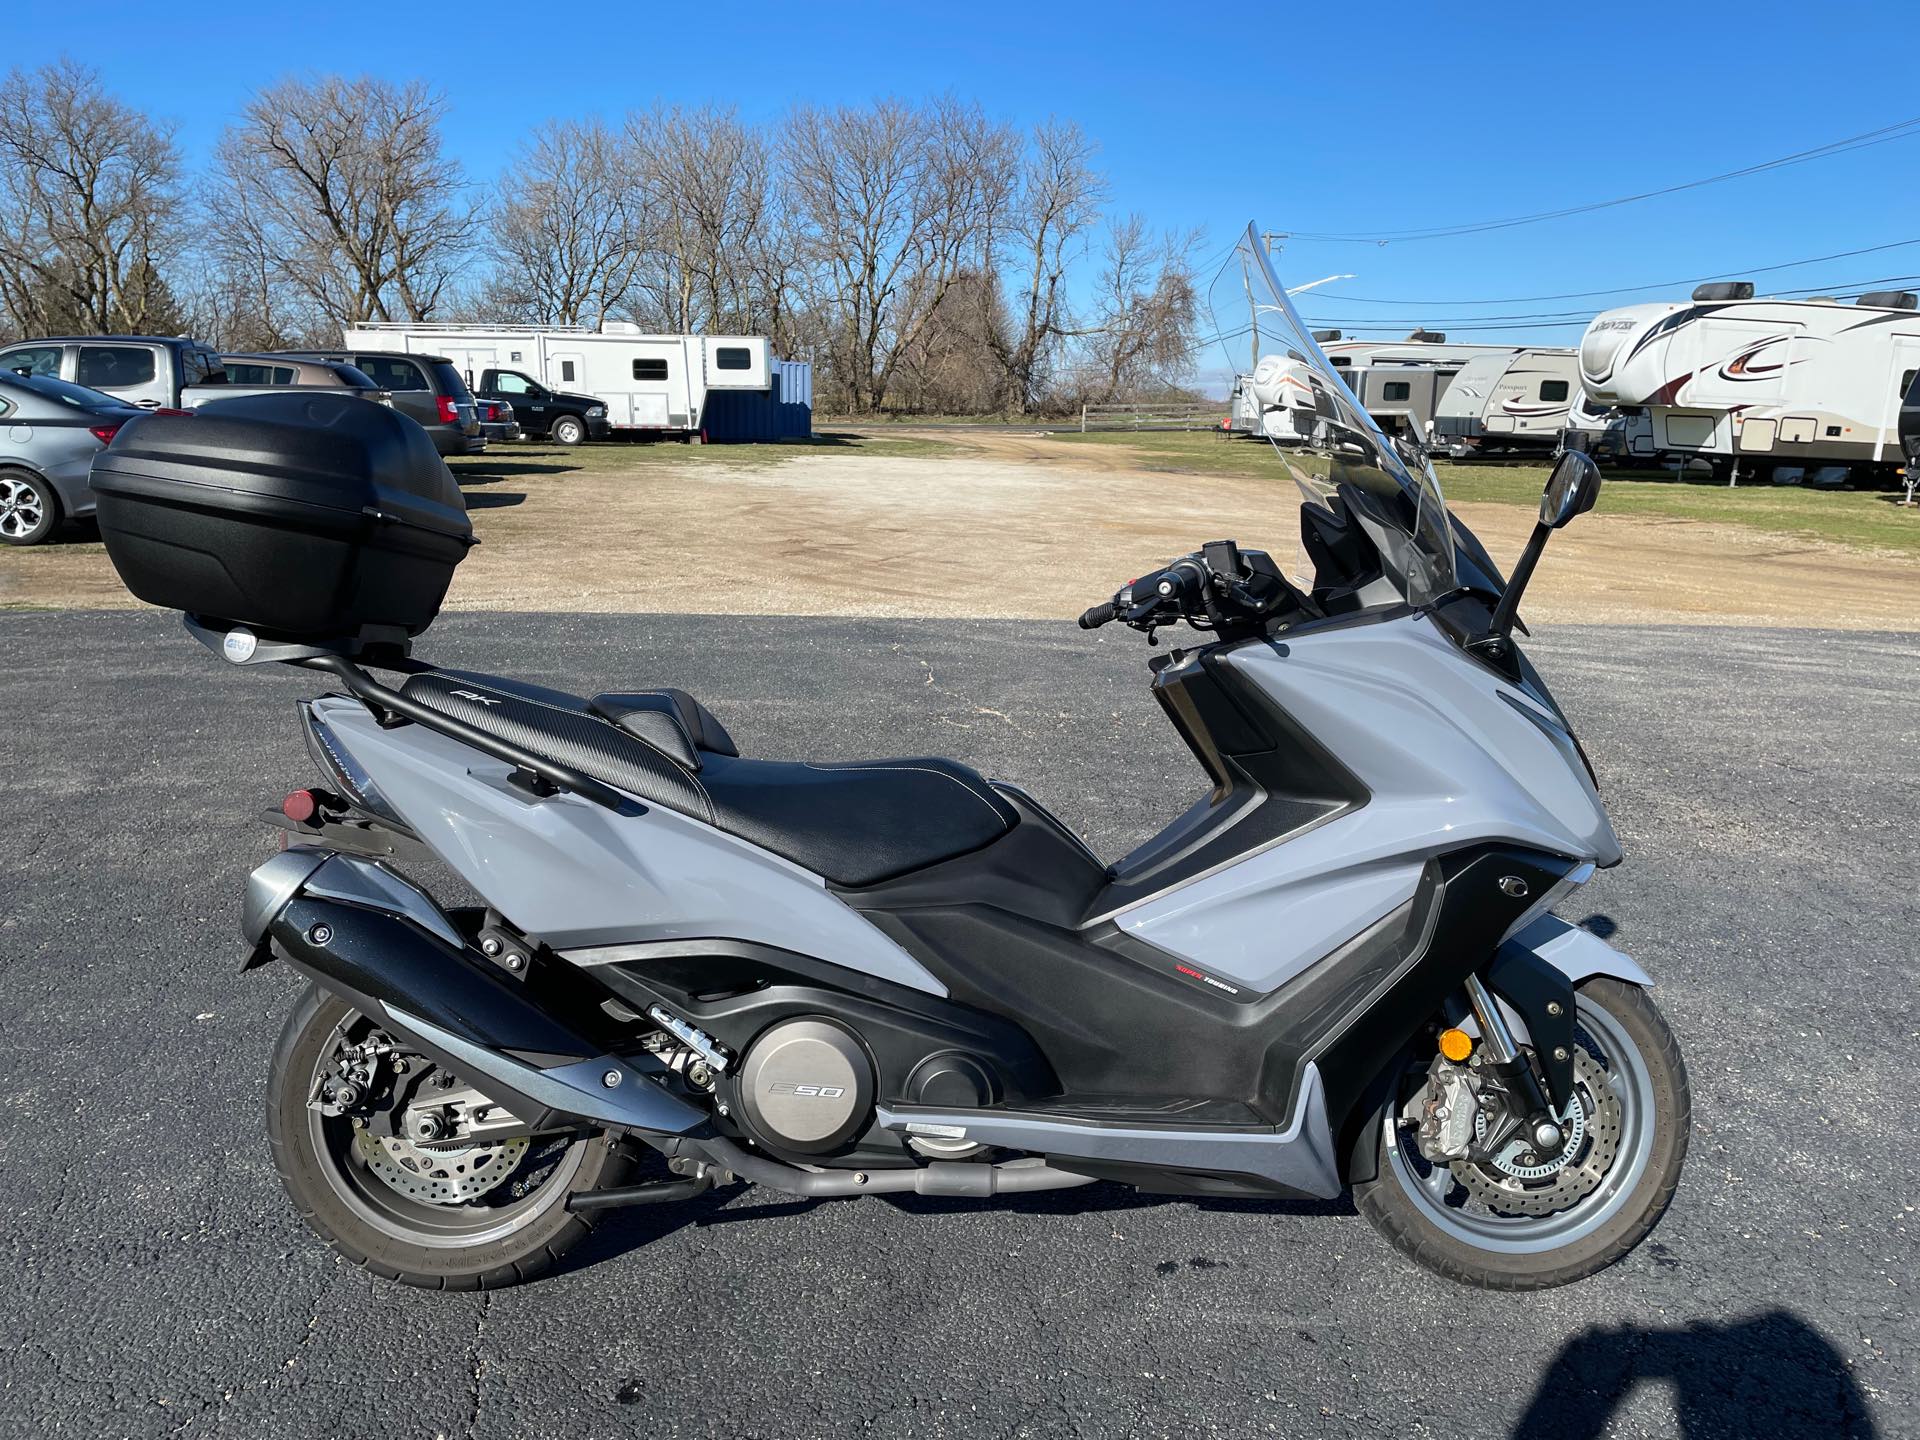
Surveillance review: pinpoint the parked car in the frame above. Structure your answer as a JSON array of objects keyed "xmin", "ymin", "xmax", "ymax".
[
  {"xmin": 474, "ymin": 368, "xmax": 609, "ymax": 445},
  {"xmin": 0, "ymin": 371, "xmax": 146, "ymax": 545},
  {"xmin": 178, "ymin": 355, "xmax": 394, "ymax": 411},
  {"xmin": 216, "ymin": 355, "xmax": 387, "ymax": 391},
  {"xmin": 271, "ymin": 350, "xmax": 484, "ymax": 457},
  {"xmin": 474, "ymin": 397, "xmax": 522, "ymax": 444},
  {"xmin": 0, "ymin": 335, "xmax": 223, "ymax": 410}
]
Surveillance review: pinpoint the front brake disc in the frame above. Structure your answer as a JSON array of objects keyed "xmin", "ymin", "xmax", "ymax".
[{"xmin": 1451, "ymin": 1046, "xmax": 1622, "ymax": 1218}]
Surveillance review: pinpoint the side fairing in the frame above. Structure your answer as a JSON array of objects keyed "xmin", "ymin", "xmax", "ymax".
[
  {"xmin": 310, "ymin": 697, "xmax": 947, "ymax": 996},
  {"xmin": 1111, "ymin": 615, "xmax": 1618, "ymax": 991}
]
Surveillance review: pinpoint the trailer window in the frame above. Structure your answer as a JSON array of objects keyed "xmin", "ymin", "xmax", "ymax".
[
  {"xmin": 632, "ymin": 358, "xmax": 669, "ymax": 381},
  {"xmin": 714, "ymin": 347, "xmax": 752, "ymax": 371},
  {"xmin": 1382, "ymin": 381, "xmax": 1411, "ymax": 401},
  {"xmin": 561, "ymin": 360, "xmax": 577, "ymax": 383},
  {"xmin": 1539, "ymin": 380, "xmax": 1570, "ymax": 402}
]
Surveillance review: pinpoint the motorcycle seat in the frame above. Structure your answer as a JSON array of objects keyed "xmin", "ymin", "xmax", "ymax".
[{"xmin": 400, "ymin": 669, "xmax": 1018, "ymax": 886}]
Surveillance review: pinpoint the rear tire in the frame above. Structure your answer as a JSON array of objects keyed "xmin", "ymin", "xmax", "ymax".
[
  {"xmin": 0, "ymin": 468, "xmax": 59, "ymax": 546},
  {"xmin": 1355, "ymin": 978, "xmax": 1689, "ymax": 1290},
  {"xmin": 266, "ymin": 985, "xmax": 631, "ymax": 1290},
  {"xmin": 550, "ymin": 415, "xmax": 586, "ymax": 447}
]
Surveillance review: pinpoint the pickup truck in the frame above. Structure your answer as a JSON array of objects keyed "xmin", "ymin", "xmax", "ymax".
[
  {"xmin": 0, "ymin": 338, "xmax": 389, "ymax": 413},
  {"xmin": 0, "ymin": 335, "xmax": 225, "ymax": 409},
  {"xmin": 474, "ymin": 368, "xmax": 609, "ymax": 445}
]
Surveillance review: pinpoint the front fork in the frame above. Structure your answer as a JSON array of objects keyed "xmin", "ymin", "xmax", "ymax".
[{"xmin": 1463, "ymin": 973, "xmax": 1567, "ymax": 1156}]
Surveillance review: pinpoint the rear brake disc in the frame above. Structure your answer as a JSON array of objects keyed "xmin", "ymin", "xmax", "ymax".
[{"xmin": 352, "ymin": 1127, "xmax": 528, "ymax": 1206}]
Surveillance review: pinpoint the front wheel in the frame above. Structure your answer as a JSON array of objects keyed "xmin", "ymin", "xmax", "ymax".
[
  {"xmin": 266, "ymin": 985, "xmax": 631, "ymax": 1289},
  {"xmin": 550, "ymin": 415, "xmax": 586, "ymax": 446},
  {"xmin": 1355, "ymin": 977, "xmax": 1689, "ymax": 1290}
]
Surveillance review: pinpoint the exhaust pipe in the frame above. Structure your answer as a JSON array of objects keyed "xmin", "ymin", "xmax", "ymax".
[{"xmin": 250, "ymin": 849, "xmax": 706, "ymax": 1137}]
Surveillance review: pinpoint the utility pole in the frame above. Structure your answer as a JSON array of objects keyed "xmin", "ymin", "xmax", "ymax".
[{"xmin": 1251, "ymin": 232, "xmax": 1290, "ymax": 370}]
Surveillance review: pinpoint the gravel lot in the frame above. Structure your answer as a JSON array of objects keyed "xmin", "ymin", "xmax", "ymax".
[{"xmin": 0, "ymin": 610, "xmax": 1911, "ymax": 1438}]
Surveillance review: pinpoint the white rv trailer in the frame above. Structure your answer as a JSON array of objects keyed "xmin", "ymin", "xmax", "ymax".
[
  {"xmin": 1430, "ymin": 348, "xmax": 1579, "ymax": 457},
  {"xmin": 1558, "ymin": 385, "xmax": 1656, "ymax": 464},
  {"xmin": 1578, "ymin": 282, "xmax": 1920, "ymax": 481},
  {"xmin": 1318, "ymin": 335, "xmax": 1524, "ymax": 440},
  {"xmin": 340, "ymin": 322, "xmax": 774, "ymax": 436}
]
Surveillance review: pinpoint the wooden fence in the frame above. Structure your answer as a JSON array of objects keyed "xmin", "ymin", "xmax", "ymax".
[{"xmin": 1080, "ymin": 401, "xmax": 1226, "ymax": 433}]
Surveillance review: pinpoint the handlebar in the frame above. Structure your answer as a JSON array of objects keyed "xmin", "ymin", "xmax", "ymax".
[{"xmin": 1079, "ymin": 542, "xmax": 1299, "ymax": 640}]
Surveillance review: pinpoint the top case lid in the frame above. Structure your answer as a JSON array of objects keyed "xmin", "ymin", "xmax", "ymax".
[{"xmin": 92, "ymin": 391, "xmax": 472, "ymax": 544}]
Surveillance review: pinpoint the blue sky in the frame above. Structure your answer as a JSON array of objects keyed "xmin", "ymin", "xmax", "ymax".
[{"xmin": 13, "ymin": 1, "xmax": 1918, "ymax": 386}]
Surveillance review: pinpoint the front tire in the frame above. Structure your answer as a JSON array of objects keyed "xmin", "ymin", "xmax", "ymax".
[
  {"xmin": 0, "ymin": 468, "xmax": 59, "ymax": 545},
  {"xmin": 266, "ymin": 985, "xmax": 630, "ymax": 1290},
  {"xmin": 550, "ymin": 415, "xmax": 586, "ymax": 447},
  {"xmin": 1355, "ymin": 977, "xmax": 1689, "ymax": 1290}
]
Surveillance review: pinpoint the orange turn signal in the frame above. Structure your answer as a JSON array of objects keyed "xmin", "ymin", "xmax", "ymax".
[{"xmin": 1438, "ymin": 1028, "xmax": 1474, "ymax": 1063}]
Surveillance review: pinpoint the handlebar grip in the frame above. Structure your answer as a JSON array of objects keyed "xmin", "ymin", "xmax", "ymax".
[{"xmin": 1078, "ymin": 602, "xmax": 1116, "ymax": 629}]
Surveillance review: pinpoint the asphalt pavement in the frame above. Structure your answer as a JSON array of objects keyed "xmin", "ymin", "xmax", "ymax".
[{"xmin": 0, "ymin": 610, "xmax": 1911, "ymax": 1439}]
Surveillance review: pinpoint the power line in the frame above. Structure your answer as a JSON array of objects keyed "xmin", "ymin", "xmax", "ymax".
[
  {"xmin": 1297, "ymin": 274, "xmax": 1920, "ymax": 329},
  {"xmin": 1283, "ymin": 117, "xmax": 1920, "ymax": 243},
  {"xmin": 1308, "ymin": 238, "xmax": 1920, "ymax": 306}
]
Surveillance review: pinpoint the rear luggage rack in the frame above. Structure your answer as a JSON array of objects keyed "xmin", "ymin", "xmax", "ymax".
[{"xmin": 183, "ymin": 614, "xmax": 634, "ymax": 814}]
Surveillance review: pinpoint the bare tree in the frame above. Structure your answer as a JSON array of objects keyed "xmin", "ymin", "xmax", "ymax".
[
  {"xmin": 0, "ymin": 60, "xmax": 186, "ymax": 336},
  {"xmin": 209, "ymin": 76, "xmax": 479, "ymax": 335},
  {"xmin": 487, "ymin": 118, "xmax": 643, "ymax": 325},
  {"xmin": 624, "ymin": 104, "xmax": 793, "ymax": 337},
  {"xmin": 979, "ymin": 120, "xmax": 1105, "ymax": 414},
  {"xmin": 1077, "ymin": 215, "xmax": 1201, "ymax": 404},
  {"xmin": 783, "ymin": 98, "xmax": 1014, "ymax": 412}
]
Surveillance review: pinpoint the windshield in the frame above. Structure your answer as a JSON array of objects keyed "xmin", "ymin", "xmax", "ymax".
[{"xmin": 1209, "ymin": 224, "xmax": 1458, "ymax": 607}]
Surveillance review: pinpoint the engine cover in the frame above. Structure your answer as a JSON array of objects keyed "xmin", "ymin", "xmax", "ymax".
[{"xmin": 738, "ymin": 1018, "xmax": 873, "ymax": 1154}]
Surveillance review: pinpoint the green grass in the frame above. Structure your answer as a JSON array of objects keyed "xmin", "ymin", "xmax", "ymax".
[{"xmin": 1044, "ymin": 429, "xmax": 1920, "ymax": 557}]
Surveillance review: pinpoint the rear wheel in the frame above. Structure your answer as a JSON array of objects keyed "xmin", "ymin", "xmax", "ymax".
[
  {"xmin": 550, "ymin": 415, "xmax": 586, "ymax": 446},
  {"xmin": 0, "ymin": 469, "xmax": 59, "ymax": 545},
  {"xmin": 266, "ymin": 985, "xmax": 630, "ymax": 1289},
  {"xmin": 1355, "ymin": 978, "xmax": 1689, "ymax": 1290}
]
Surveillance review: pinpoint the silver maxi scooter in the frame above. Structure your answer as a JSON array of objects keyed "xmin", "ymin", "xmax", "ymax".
[{"xmin": 89, "ymin": 225, "xmax": 1688, "ymax": 1292}]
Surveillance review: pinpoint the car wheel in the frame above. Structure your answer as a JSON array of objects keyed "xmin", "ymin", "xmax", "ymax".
[
  {"xmin": 0, "ymin": 468, "xmax": 59, "ymax": 546},
  {"xmin": 551, "ymin": 415, "xmax": 586, "ymax": 447}
]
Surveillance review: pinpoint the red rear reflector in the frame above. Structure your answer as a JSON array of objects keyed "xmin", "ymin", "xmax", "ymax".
[
  {"xmin": 88, "ymin": 422, "xmax": 123, "ymax": 444},
  {"xmin": 282, "ymin": 789, "xmax": 319, "ymax": 824},
  {"xmin": 153, "ymin": 408, "xmax": 192, "ymax": 417}
]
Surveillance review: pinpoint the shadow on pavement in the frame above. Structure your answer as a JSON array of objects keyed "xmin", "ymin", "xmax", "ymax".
[
  {"xmin": 461, "ymin": 491, "xmax": 526, "ymax": 509},
  {"xmin": 1513, "ymin": 1310, "xmax": 1877, "ymax": 1439}
]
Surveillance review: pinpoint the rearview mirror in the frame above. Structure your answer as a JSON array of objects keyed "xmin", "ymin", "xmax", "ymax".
[{"xmin": 1541, "ymin": 450, "xmax": 1602, "ymax": 528}]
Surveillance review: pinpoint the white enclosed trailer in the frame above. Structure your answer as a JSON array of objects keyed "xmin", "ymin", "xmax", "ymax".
[
  {"xmin": 1578, "ymin": 283, "xmax": 1920, "ymax": 481},
  {"xmin": 1430, "ymin": 348, "xmax": 1579, "ymax": 456},
  {"xmin": 341, "ymin": 322, "xmax": 774, "ymax": 437}
]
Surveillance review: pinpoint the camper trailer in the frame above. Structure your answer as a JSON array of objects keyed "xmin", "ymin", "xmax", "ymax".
[
  {"xmin": 340, "ymin": 323, "xmax": 777, "ymax": 438},
  {"xmin": 1318, "ymin": 335, "xmax": 1524, "ymax": 440},
  {"xmin": 1559, "ymin": 385, "xmax": 1656, "ymax": 464},
  {"xmin": 1430, "ymin": 348, "xmax": 1579, "ymax": 457},
  {"xmin": 1578, "ymin": 282, "xmax": 1920, "ymax": 482}
]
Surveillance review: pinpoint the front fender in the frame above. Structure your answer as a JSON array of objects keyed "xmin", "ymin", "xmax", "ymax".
[
  {"xmin": 1487, "ymin": 915, "xmax": 1652, "ymax": 1111},
  {"xmin": 1508, "ymin": 913, "xmax": 1653, "ymax": 988}
]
